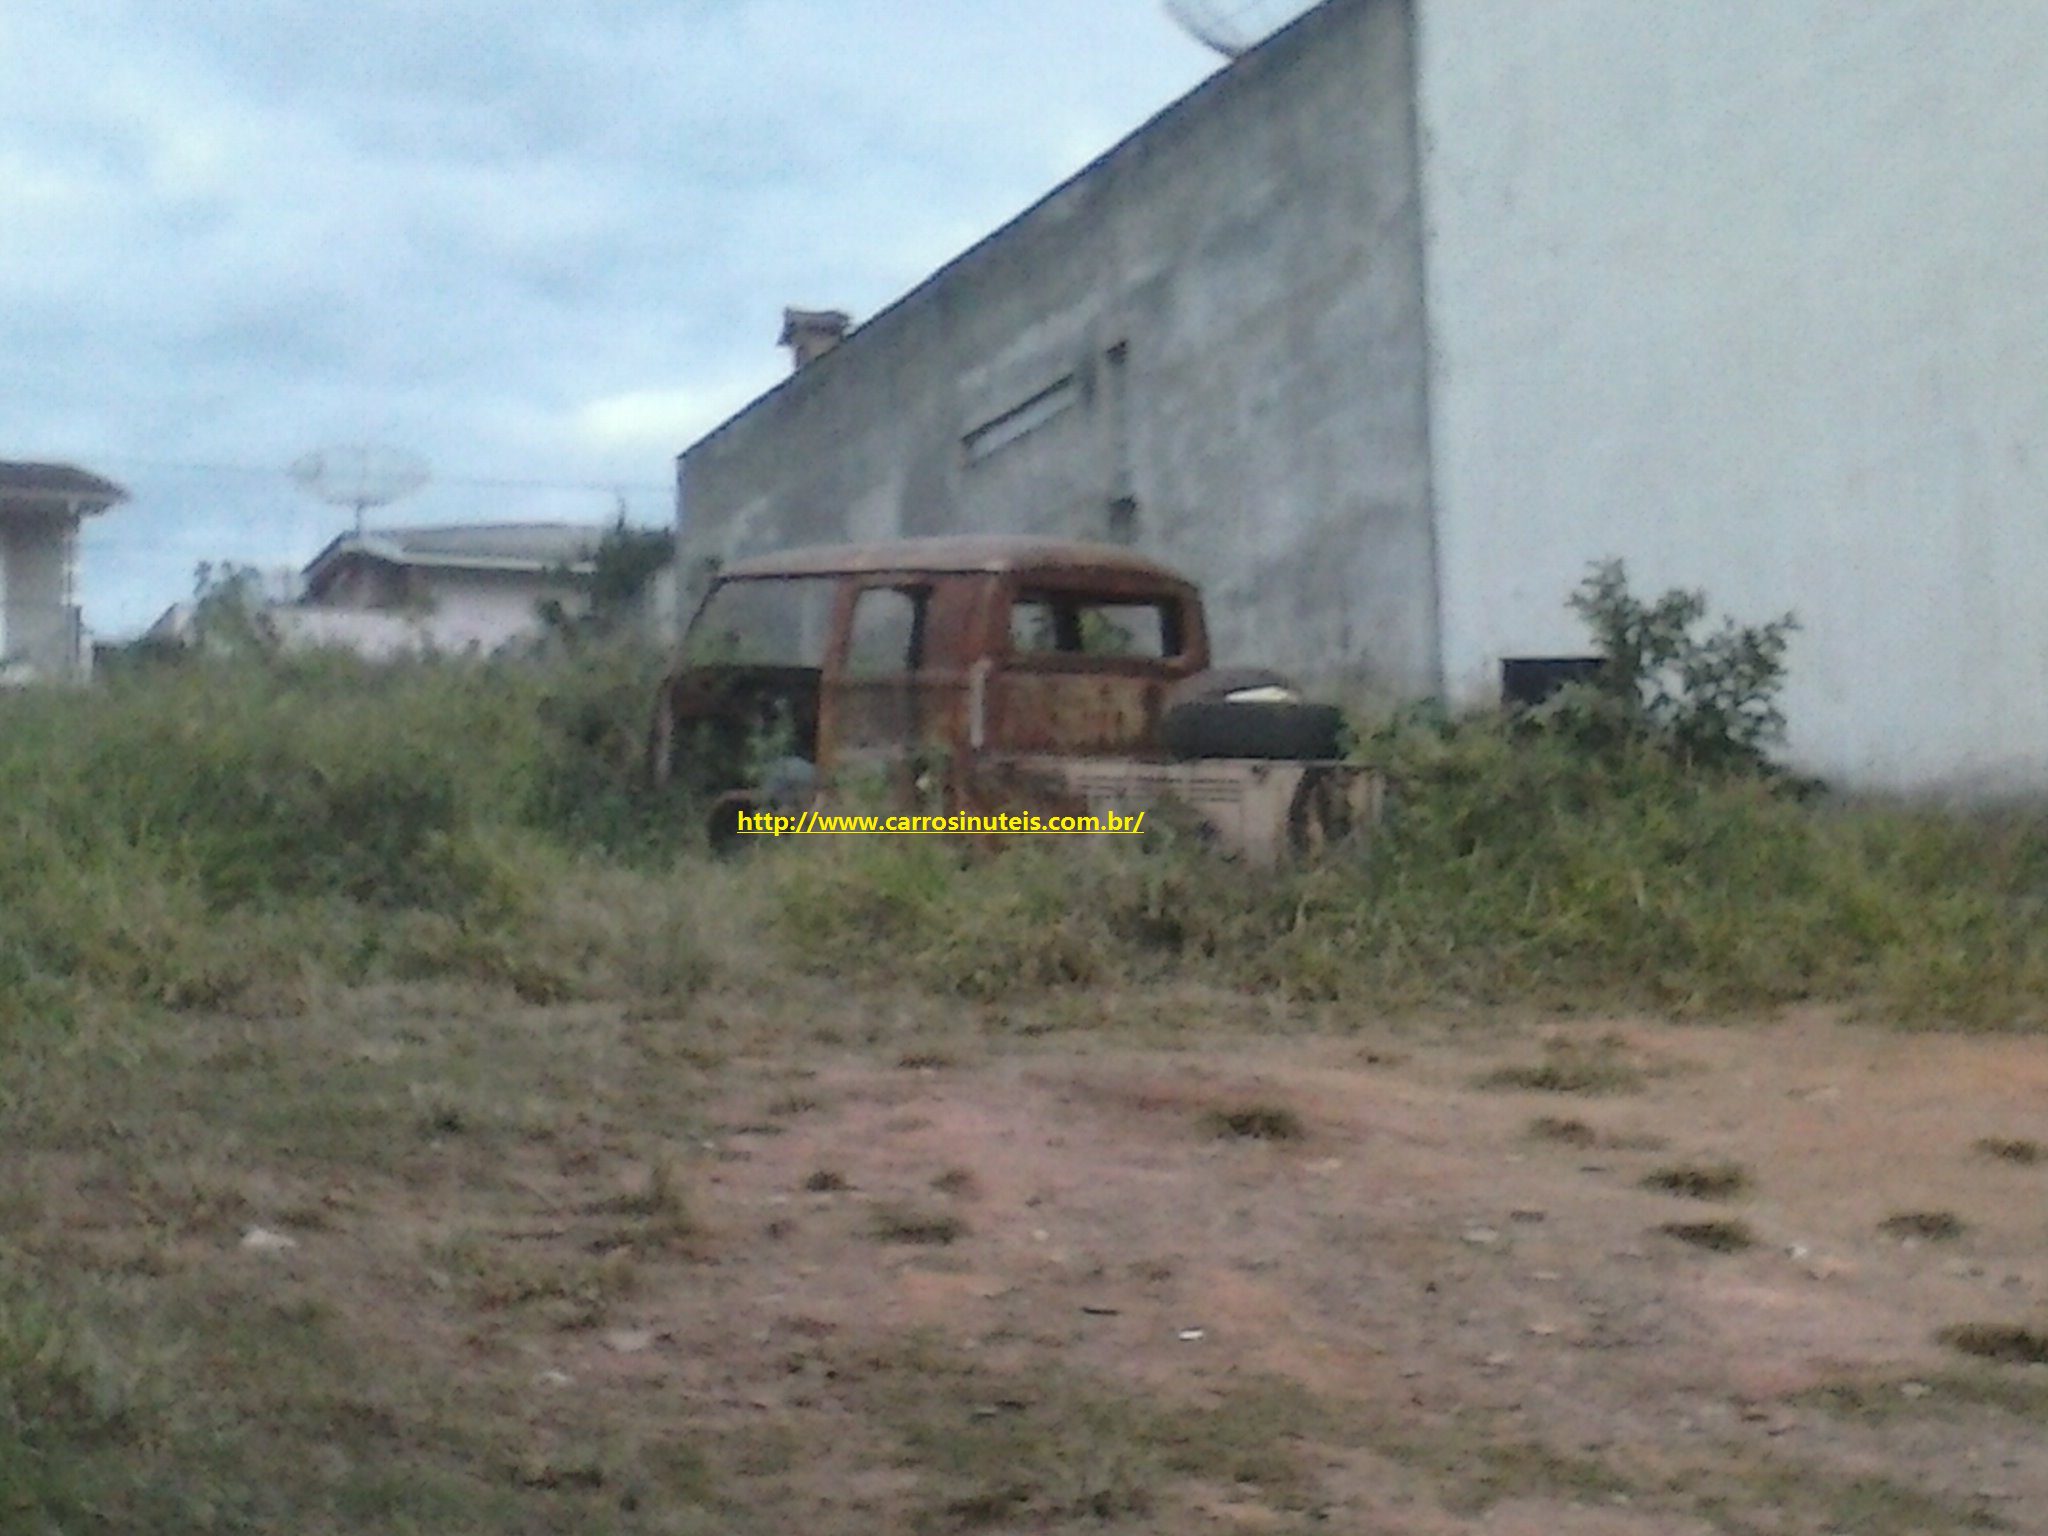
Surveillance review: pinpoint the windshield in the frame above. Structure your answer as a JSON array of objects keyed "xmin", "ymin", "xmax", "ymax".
[{"xmin": 681, "ymin": 577, "xmax": 838, "ymax": 667}]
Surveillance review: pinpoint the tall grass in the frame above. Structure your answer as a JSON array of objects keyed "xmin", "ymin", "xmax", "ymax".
[
  {"xmin": 776, "ymin": 720, "xmax": 2048, "ymax": 1028},
  {"xmin": 5, "ymin": 654, "xmax": 2047, "ymax": 1029},
  {"xmin": 0, "ymin": 647, "xmax": 710, "ymax": 1024}
]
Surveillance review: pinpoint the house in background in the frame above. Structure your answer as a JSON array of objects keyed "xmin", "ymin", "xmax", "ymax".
[
  {"xmin": 144, "ymin": 522, "xmax": 609, "ymax": 659},
  {"xmin": 293, "ymin": 522, "xmax": 603, "ymax": 655},
  {"xmin": 1, "ymin": 460, "xmax": 127, "ymax": 683}
]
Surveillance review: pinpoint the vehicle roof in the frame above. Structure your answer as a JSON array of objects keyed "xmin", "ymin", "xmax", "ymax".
[{"xmin": 716, "ymin": 535, "xmax": 1191, "ymax": 583}]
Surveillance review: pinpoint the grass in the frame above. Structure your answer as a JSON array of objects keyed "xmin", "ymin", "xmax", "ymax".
[
  {"xmin": 1938, "ymin": 1324, "xmax": 2048, "ymax": 1365},
  {"xmin": 600, "ymin": 1157, "xmax": 700, "ymax": 1247},
  {"xmin": 841, "ymin": 1340, "xmax": 1326, "ymax": 1529},
  {"xmin": 1202, "ymin": 1103, "xmax": 1308, "ymax": 1142},
  {"xmin": 1480, "ymin": 1038, "xmax": 1645, "ymax": 1095},
  {"xmin": 771, "ymin": 718, "xmax": 2048, "ymax": 1025},
  {"xmin": 7, "ymin": 657, "xmax": 2048, "ymax": 1029},
  {"xmin": 1880, "ymin": 1210, "xmax": 1966, "ymax": 1242},
  {"xmin": 868, "ymin": 1205, "xmax": 969, "ymax": 1246},
  {"xmin": 1527, "ymin": 1115, "xmax": 1600, "ymax": 1146},
  {"xmin": 1642, "ymin": 1161, "xmax": 1751, "ymax": 1200},
  {"xmin": 1658, "ymin": 1219, "xmax": 1757, "ymax": 1252},
  {"xmin": 8, "ymin": 655, "xmax": 2048, "ymax": 1531},
  {"xmin": 1802, "ymin": 1369, "xmax": 2048, "ymax": 1424}
]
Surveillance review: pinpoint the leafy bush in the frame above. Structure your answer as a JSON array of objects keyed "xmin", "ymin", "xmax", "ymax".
[{"xmin": 1553, "ymin": 559, "xmax": 1799, "ymax": 772}]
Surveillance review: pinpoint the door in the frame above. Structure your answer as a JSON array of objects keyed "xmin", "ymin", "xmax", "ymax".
[
  {"xmin": 820, "ymin": 580, "xmax": 933, "ymax": 775},
  {"xmin": 986, "ymin": 583, "xmax": 1194, "ymax": 757}
]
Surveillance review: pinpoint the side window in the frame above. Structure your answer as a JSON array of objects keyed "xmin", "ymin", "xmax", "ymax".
[
  {"xmin": 1009, "ymin": 596, "xmax": 1062, "ymax": 654},
  {"xmin": 1009, "ymin": 592, "xmax": 1179, "ymax": 660},
  {"xmin": 843, "ymin": 586, "xmax": 927, "ymax": 676}
]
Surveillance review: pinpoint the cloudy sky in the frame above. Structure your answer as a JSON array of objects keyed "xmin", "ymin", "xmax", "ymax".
[{"xmin": 2, "ymin": 1, "xmax": 1225, "ymax": 634}]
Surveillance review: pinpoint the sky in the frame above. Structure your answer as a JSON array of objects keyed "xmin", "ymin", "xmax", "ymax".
[{"xmin": 1, "ymin": 1, "xmax": 1224, "ymax": 635}]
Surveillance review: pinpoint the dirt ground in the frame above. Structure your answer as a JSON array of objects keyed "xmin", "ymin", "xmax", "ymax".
[
  {"xmin": 17, "ymin": 998, "xmax": 2048, "ymax": 1533},
  {"xmin": 595, "ymin": 1008, "xmax": 2048, "ymax": 1534}
]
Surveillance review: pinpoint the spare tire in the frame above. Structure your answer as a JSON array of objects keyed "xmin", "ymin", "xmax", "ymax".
[
  {"xmin": 1164, "ymin": 667, "xmax": 1302, "ymax": 709},
  {"xmin": 1163, "ymin": 699, "xmax": 1346, "ymax": 762}
]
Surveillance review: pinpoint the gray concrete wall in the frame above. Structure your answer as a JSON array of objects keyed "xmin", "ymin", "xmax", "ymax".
[
  {"xmin": 678, "ymin": 0, "xmax": 1438, "ymax": 696},
  {"xmin": 0, "ymin": 516, "xmax": 82, "ymax": 679}
]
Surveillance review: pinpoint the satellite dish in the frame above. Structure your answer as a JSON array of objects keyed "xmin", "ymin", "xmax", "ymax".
[
  {"xmin": 289, "ymin": 444, "xmax": 430, "ymax": 534},
  {"xmin": 1163, "ymin": 0, "xmax": 1321, "ymax": 57}
]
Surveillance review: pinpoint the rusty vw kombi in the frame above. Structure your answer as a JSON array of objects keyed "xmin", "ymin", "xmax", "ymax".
[{"xmin": 652, "ymin": 536, "xmax": 1377, "ymax": 860}]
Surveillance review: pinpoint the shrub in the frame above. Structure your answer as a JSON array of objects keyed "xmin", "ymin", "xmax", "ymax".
[{"xmin": 1558, "ymin": 558, "xmax": 1799, "ymax": 772}]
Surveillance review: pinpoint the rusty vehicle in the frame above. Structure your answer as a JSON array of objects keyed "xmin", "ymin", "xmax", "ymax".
[{"xmin": 652, "ymin": 536, "xmax": 1379, "ymax": 861}]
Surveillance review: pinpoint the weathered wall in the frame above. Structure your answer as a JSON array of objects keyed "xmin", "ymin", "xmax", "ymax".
[
  {"xmin": 0, "ymin": 515, "xmax": 81, "ymax": 678},
  {"xmin": 1416, "ymin": 0, "xmax": 2048, "ymax": 790},
  {"xmin": 298, "ymin": 564, "xmax": 583, "ymax": 655},
  {"xmin": 413, "ymin": 568, "xmax": 583, "ymax": 652},
  {"xmin": 679, "ymin": 0, "xmax": 1438, "ymax": 696}
]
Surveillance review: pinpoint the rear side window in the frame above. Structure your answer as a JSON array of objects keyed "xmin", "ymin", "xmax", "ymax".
[
  {"xmin": 843, "ymin": 586, "xmax": 928, "ymax": 676},
  {"xmin": 682, "ymin": 577, "xmax": 837, "ymax": 666},
  {"xmin": 1009, "ymin": 592, "xmax": 1181, "ymax": 660}
]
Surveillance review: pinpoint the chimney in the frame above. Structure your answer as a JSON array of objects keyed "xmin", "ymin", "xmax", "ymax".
[{"xmin": 780, "ymin": 307, "xmax": 852, "ymax": 370}]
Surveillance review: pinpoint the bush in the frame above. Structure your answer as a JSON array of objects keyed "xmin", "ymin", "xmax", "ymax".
[{"xmin": 1554, "ymin": 559, "xmax": 1799, "ymax": 773}]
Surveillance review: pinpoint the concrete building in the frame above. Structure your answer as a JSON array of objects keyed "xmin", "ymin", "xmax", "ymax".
[
  {"xmin": 147, "ymin": 523, "xmax": 607, "ymax": 659},
  {"xmin": 1, "ymin": 461, "xmax": 127, "ymax": 683},
  {"xmin": 676, "ymin": 0, "xmax": 2048, "ymax": 792},
  {"xmin": 297, "ymin": 522, "xmax": 602, "ymax": 654}
]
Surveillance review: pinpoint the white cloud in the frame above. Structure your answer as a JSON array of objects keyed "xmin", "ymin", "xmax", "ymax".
[
  {"xmin": 573, "ymin": 381, "xmax": 772, "ymax": 455},
  {"xmin": 2, "ymin": 1, "xmax": 1219, "ymax": 633}
]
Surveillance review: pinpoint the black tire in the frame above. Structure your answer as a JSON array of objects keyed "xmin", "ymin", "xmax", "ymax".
[
  {"xmin": 1163, "ymin": 700, "xmax": 1345, "ymax": 762},
  {"xmin": 1164, "ymin": 667, "xmax": 1300, "ymax": 709}
]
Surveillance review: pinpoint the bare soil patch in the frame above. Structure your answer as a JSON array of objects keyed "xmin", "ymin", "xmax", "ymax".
[{"xmin": 9, "ymin": 998, "xmax": 2048, "ymax": 1533}]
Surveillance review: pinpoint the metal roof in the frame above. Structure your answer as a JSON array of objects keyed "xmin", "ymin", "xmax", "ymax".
[
  {"xmin": 0, "ymin": 460, "xmax": 128, "ymax": 512},
  {"xmin": 718, "ymin": 535, "xmax": 1189, "ymax": 582},
  {"xmin": 302, "ymin": 522, "xmax": 607, "ymax": 586}
]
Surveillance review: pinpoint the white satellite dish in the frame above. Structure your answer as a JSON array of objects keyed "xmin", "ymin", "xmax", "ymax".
[
  {"xmin": 1163, "ymin": 0, "xmax": 1321, "ymax": 57},
  {"xmin": 289, "ymin": 444, "xmax": 430, "ymax": 534}
]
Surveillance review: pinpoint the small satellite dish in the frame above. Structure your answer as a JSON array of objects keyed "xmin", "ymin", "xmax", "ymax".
[
  {"xmin": 289, "ymin": 444, "xmax": 430, "ymax": 534},
  {"xmin": 1163, "ymin": 0, "xmax": 1320, "ymax": 57}
]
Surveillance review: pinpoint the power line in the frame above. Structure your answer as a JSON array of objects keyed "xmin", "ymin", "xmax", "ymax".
[{"xmin": 73, "ymin": 455, "xmax": 674, "ymax": 495}]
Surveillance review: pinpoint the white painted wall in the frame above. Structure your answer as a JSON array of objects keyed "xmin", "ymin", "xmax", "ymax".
[
  {"xmin": 412, "ymin": 568, "xmax": 578, "ymax": 652},
  {"xmin": 1415, "ymin": 0, "xmax": 2048, "ymax": 790},
  {"xmin": 288, "ymin": 567, "xmax": 581, "ymax": 657}
]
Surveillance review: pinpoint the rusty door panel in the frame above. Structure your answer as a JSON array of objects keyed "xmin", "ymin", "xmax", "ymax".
[
  {"xmin": 829, "ymin": 676, "xmax": 972, "ymax": 756},
  {"xmin": 829, "ymin": 677, "xmax": 918, "ymax": 755},
  {"xmin": 985, "ymin": 670, "xmax": 1167, "ymax": 757}
]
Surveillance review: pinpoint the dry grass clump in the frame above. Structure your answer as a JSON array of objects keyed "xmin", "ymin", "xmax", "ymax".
[
  {"xmin": 1481, "ymin": 1039, "xmax": 1645, "ymax": 1096},
  {"xmin": 1658, "ymin": 1220, "xmax": 1756, "ymax": 1253},
  {"xmin": 1642, "ymin": 1162, "xmax": 1751, "ymax": 1200},
  {"xmin": 1527, "ymin": 1116, "xmax": 1601, "ymax": 1146},
  {"xmin": 869, "ymin": 1204, "xmax": 968, "ymax": 1246},
  {"xmin": 1878, "ymin": 1211, "xmax": 1964, "ymax": 1242},
  {"xmin": 1937, "ymin": 1324, "xmax": 2048, "ymax": 1365},
  {"xmin": 1202, "ymin": 1104, "xmax": 1307, "ymax": 1142}
]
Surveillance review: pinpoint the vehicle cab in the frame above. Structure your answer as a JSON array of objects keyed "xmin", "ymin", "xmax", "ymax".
[{"xmin": 655, "ymin": 535, "xmax": 1369, "ymax": 860}]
